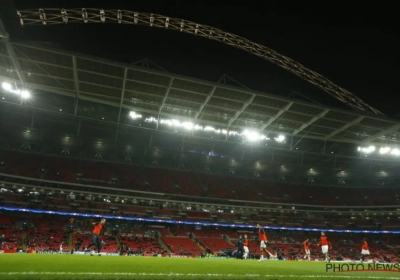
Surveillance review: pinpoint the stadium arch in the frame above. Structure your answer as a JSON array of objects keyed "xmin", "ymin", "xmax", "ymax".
[{"xmin": 15, "ymin": 8, "xmax": 383, "ymax": 116}]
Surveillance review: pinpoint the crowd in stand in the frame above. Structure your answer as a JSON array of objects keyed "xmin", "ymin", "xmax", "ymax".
[
  {"xmin": 0, "ymin": 213, "xmax": 399, "ymax": 263},
  {"xmin": 0, "ymin": 151, "xmax": 399, "ymax": 262}
]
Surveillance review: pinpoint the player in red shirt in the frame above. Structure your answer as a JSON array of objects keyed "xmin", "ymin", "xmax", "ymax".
[
  {"xmin": 88, "ymin": 218, "xmax": 106, "ymax": 256},
  {"xmin": 360, "ymin": 238, "xmax": 370, "ymax": 262},
  {"xmin": 243, "ymin": 234, "xmax": 249, "ymax": 260},
  {"xmin": 303, "ymin": 239, "xmax": 311, "ymax": 261},
  {"xmin": 257, "ymin": 224, "xmax": 276, "ymax": 261},
  {"xmin": 318, "ymin": 232, "xmax": 331, "ymax": 262}
]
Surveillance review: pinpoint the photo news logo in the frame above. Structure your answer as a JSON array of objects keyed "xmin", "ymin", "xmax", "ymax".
[{"xmin": 326, "ymin": 263, "xmax": 400, "ymax": 273}]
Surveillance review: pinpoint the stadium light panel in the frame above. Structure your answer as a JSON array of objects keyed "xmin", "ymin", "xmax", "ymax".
[
  {"xmin": 142, "ymin": 115, "xmax": 275, "ymax": 143},
  {"xmin": 181, "ymin": 121, "xmax": 194, "ymax": 130},
  {"xmin": 160, "ymin": 119, "xmax": 172, "ymax": 126},
  {"xmin": 21, "ymin": 90, "xmax": 31, "ymax": 99},
  {"xmin": 2, "ymin": 82, "xmax": 12, "ymax": 91},
  {"xmin": 359, "ymin": 145, "xmax": 375, "ymax": 154},
  {"xmin": 129, "ymin": 111, "xmax": 142, "ymax": 119},
  {"xmin": 145, "ymin": 117, "xmax": 157, "ymax": 123},
  {"xmin": 379, "ymin": 147, "xmax": 391, "ymax": 154},
  {"xmin": 171, "ymin": 119, "xmax": 180, "ymax": 126},
  {"xmin": 391, "ymin": 148, "xmax": 400, "ymax": 156},
  {"xmin": 243, "ymin": 130, "xmax": 262, "ymax": 142},
  {"xmin": 245, "ymin": 131, "xmax": 259, "ymax": 141},
  {"xmin": 2, "ymin": 81, "xmax": 31, "ymax": 99},
  {"xmin": 357, "ymin": 145, "xmax": 400, "ymax": 157},
  {"xmin": 275, "ymin": 135, "xmax": 286, "ymax": 143}
]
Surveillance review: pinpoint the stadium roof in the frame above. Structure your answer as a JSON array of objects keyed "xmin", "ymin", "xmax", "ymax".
[
  {"xmin": 1, "ymin": 40, "xmax": 400, "ymax": 185},
  {"xmin": 0, "ymin": 41, "xmax": 400, "ymax": 146}
]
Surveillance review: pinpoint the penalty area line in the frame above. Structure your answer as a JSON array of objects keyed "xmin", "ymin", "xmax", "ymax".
[{"xmin": 0, "ymin": 272, "xmax": 399, "ymax": 279}]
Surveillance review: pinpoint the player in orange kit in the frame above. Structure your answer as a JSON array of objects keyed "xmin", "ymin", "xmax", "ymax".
[
  {"xmin": 257, "ymin": 224, "xmax": 276, "ymax": 261},
  {"xmin": 303, "ymin": 239, "xmax": 311, "ymax": 261},
  {"xmin": 87, "ymin": 218, "xmax": 106, "ymax": 256},
  {"xmin": 318, "ymin": 232, "xmax": 331, "ymax": 262}
]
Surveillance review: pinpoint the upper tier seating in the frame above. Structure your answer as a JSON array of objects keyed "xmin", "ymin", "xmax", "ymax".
[{"xmin": 1, "ymin": 150, "xmax": 398, "ymax": 207}]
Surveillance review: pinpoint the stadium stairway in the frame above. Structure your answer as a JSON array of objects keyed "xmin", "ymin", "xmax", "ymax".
[
  {"xmin": 68, "ymin": 232, "xmax": 74, "ymax": 251},
  {"xmin": 157, "ymin": 236, "xmax": 172, "ymax": 254},
  {"xmin": 22, "ymin": 231, "xmax": 27, "ymax": 250},
  {"xmin": 191, "ymin": 236, "xmax": 207, "ymax": 252},
  {"xmin": 222, "ymin": 235, "xmax": 235, "ymax": 247},
  {"xmin": 115, "ymin": 236, "xmax": 122, "ymax": 253}
]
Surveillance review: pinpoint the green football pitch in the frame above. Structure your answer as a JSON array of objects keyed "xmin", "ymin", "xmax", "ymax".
[{"xmin": 0, "ymin": 254, "xmax": 398, "ymax": 280}]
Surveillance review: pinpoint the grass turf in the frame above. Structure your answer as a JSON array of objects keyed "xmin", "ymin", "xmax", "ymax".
[{"xmin": 0, "ymin": 255, "xmax": 398, "ymax": 280}]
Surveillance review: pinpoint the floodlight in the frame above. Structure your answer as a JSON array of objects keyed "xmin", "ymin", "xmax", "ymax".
[
  {"xmin": 2, "ymin": 82, "xmax": 11, "ymax": 91},
  {"xmin": 360, "ymin": 146, "xmax": 375, "ymax": 154},
  {"xmin": 144, "ymin": 117, "xmax": 157, "ymax": 123},
  {"xmin": 391, "ymin": 149, "xmax": 400, "ymax": 156},
  {"xmin": 275, "ymin": 135, "xmax": 285, "ymax": 143},
  {"xmin": 379, "ymin": 147, "xmax": 391, "ymax": 154},
  {"xmin": 160, "ymin": 119, "xmax": 172, "ymax": 126},
  {"xmin": 181, "ymin": 121, "xmax": 194, "ymax": 130},
  {"xmin": 243, "ymin": 130, "xmax": 260, "ymax": 142},
  {"xmin": 171, "ymin": 119, "xmax": 180, "ymax": 126},
  {"xmin": 2, "ymin": 82, "xmax": 32, "ymax": 98},
  {"xmin": 129, "ymin": 111, "xmax": 142, "ymax": 119},
  {"xmin": 21, "ymin": 90, "xmax": 31, "ymax": 99},
  {"xmin": 367, "ymin": 146, "xmax": 375, "ymax": 153}
]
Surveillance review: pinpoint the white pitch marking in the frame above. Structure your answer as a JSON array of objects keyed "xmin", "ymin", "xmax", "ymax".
[{"xmin": 0, "ymin": 272, "xmax": 398, "ymax": 279}]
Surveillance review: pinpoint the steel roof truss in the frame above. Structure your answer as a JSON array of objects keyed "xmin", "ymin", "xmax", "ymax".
[
  {"xmin": 360, "ymin": 124, "xmax": 400, "ymax": 144},
  {"xmin": 226, "ymin": 93, "xmax": 256, "ymax": 128},
  {"xmin": 156, "ymin": 77, "xmax": 174, "ymax": 128},
  {"xmin": 259, "ymin": 102, "xmax": 294, "ymax": 132},
  {"xmin": 325, "ymin": 116, "xmax": 364, "ymax": 140},
  {"xmin": 194, "ymin": 86, "xmax": 216, "ymax": 121},
  {"xmin": 293, "ymin": 109, "xmax": 329, "ymax": 135}
]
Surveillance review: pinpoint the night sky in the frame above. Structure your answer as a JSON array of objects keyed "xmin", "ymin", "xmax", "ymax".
[{"xmin": 1, "ymin": 0, "xmax": 398, "ymax": 117}]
